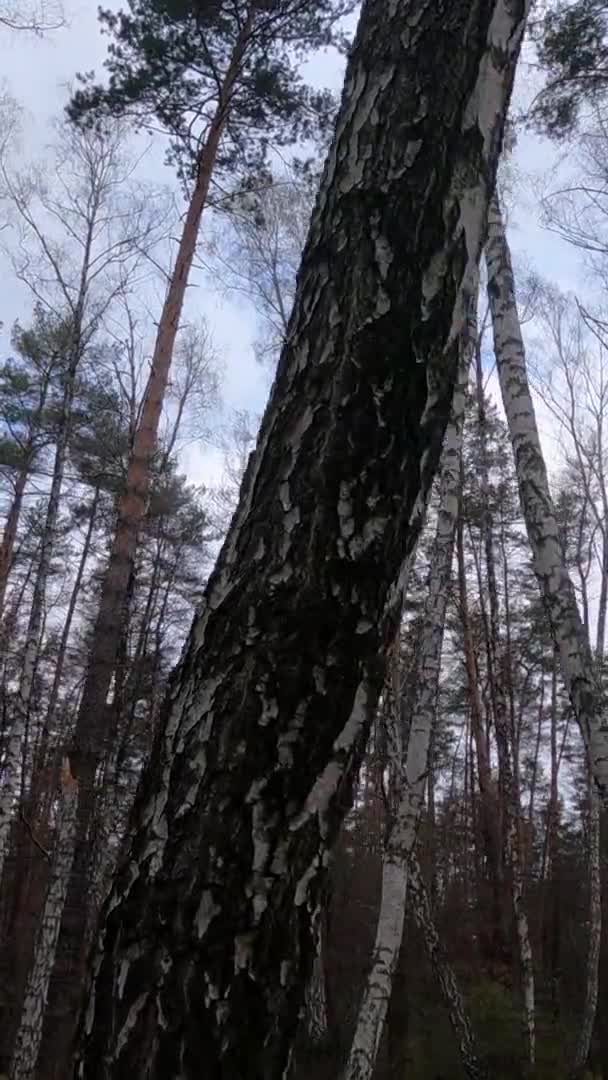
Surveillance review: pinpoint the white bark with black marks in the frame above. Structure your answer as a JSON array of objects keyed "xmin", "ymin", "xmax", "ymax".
[
  {"xmin": 486, "ymin": 193, "xmax": 608, "ymax": 803},
  {"xmin": 345, "ymin": 356, "xmax": 469, "ymax": 1080}
]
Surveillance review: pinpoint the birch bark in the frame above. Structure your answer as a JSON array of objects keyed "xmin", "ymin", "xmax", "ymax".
[
  {"xmin": 344, "ymin": 357, "xmax": 469, "ymax": 1080},
  {"xmin": 485, "ymin": 192, "xmax": 608, "ymax": 800},
  {"xmin": 408, "ymin": 853, "xmax": 485, "ymax": 1080},
  {"xmin": 484, "ymin": 192, "xmax": 608, "ymax": 1072},
  {"xmin": 75, "ymin": 3, "xmax": 529, "ymax": 1075},
  {"xmin": 473, "ymin": 311, "xmax": 535, "ymax": 1064}
]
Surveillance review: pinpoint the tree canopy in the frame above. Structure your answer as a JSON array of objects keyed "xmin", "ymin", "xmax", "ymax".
[{"xmin": 68, "ymin": 0, "xmax": 355, "ymax": 181}]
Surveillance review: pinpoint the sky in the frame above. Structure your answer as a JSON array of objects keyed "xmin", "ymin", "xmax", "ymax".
[{"xmin": 0, "ymin": 2, "xmax": 594, "ymax": 490}]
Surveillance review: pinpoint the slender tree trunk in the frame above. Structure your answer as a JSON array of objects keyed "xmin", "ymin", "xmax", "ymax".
[
  {"xmin": 0, "ymin": 460, "xmax": 32, "ymax": 623},
  {"xmin": 75, "ymin": 4, "xmax": 528, "ymax": 1075},
  {"xmin": 0, "ymin": 365, "xmax": 79, "ymax": 886},
  {"xmin": 485, "ymin": 192, "xmax": 608, "ymax": 800},
  {"xmin": 345, "ymin": 356, "xmax": 469, "ymax": 1080},
  {"xmin": 42, "ymin": 38, "xmax": 253, "ymax": 1072},
  {"xmin": 9, "ymin": 761, "xmax": 78, "ymax": 1080},
  {"xmin": 0, "ymin": 363, "xmax": 52, "ymax": 625},
  {"xmin": 485, "ymin": 193, "xmax": 608, "ymax": 1069},
  {"xmin": 31, "ymin": 488, "xmax": 100, "ymax": 825},
  {"xmin": 0, "ymin": 489, "xmax": 102, "ymax": 1047},
  {"xmin": 457, "ymin": 502, "xmax": 506, "ymax": 971},
  {"xmin": 572, "ymin": 778, "xmax": 601, "ymax": 1077},
  {"xmin": 474, "ymin": 316, "xmax": 535, "ymax": 1064},
  {"xmin": 408, "ymin": 853, "xmax": 485, "ymax": 1080},
  {"xmin": 69, "ymin": 14, "xmax": 251, "ymax": 769}
]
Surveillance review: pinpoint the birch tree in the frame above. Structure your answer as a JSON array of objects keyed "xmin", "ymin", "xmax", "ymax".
[
  {"xmin": 345, "ymin": 355, "xmax": 475, "ymax": 1080},
  {"xmin": 485, "ymin": 195, "xmax": 608, "ymax": 801},
  {"xmin": 485, "ymin": 193, "xmax": 606, "ymax": 1073},
  {"xmin": 74, "ymin": 2, "xmax": 529, "ymax": 1076},
  {"xmin": 473, "ymin": 312, "xmax": 536, "ymax": 1065}
]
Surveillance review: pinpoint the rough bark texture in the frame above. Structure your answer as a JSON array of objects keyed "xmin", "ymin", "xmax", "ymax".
[
  {"xmin": 345, "ymin": 353, "xmax": 469, "ymax": 1080},
  {"xmin": 75, "ymin": 3, "xmax": 528, "ymax": 1077},
  {"xmin": 304, "ymin": 947, "xmax": 328, "ymax": 1046},
  {"xmin": 485, "ymin": 194, "xmax": 608, "ymax": 801},
  {"xmin": 9, "ymin": 761, "xmax": 78, "ymax": 1080}
]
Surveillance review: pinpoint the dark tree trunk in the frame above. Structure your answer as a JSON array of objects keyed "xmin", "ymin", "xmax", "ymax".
[{"xmin": 75, "ymin": 1, "xmax": 528, "ymax": 1077}]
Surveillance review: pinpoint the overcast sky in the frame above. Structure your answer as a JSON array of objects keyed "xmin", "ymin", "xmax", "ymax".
[{"xmin": 0, "ymin": 4, "xmax": 591, "ymax": 486}]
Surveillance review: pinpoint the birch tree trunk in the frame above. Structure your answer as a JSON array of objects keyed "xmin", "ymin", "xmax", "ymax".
[
  {"xmin": 485, "ymin": 192, "xmax": 608, "ymax": 801},
  {"xmin": 572, "ymin": 778, "xmax": 601, "ymax": 1077},
  {"xmin": 571, "ymin": 527, "xmax": 607, "ymax": 1075},
  {"xmin": 344, "ymin": 357, "xmax": 469, "ymax": 1080},
  {"xmin": 473, "ymin": 320, "xmax": 535, "ymax": 1064},
  {"xmin": 408, "ymin": 853, "xmax": 485, "ymax": 1080},
  {"xmin": 457, "ymin": 506, "xmax": 506, "ymax": 968},
  {"xmin": 485, "ymin": 193, "xmax": 608, "ymax": 1072},
  {"xmin": 0, "ymin": 360, "xmax": 79, "ymax": 885},
  {"xmin": 304, "ymin": 946, "xmax": 329, "ymax": 1047},
  {"xmin": 9, "ymin": 760, "xmax": 78, "ymax": 1080},
  {"xmin": 75, "ymin": 4, "xmax": 528, "ymax": 1076},
  {"xmin": 0, "ymin": 458, "xmax": 32, "ymax": 622}
]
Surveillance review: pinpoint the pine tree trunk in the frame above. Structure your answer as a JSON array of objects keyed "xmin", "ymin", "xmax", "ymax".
[
  {"xmin": 42, "ymin": 38, "xmax": 252, "ymax": 1072},
  {"xmin": 74, "ymin": 4, "xmax": 528, "ymax": 1076},
  {"xmin": 485, "ymin": 192, "xmax": 608, "ymax": 800},
  {"xmin": 345, "ymin": 357, "xmax": 468, "ymax": 1080},
  {"xmin": 9, "ymin": 761, "xmax": 79, "ymax": 1080}
]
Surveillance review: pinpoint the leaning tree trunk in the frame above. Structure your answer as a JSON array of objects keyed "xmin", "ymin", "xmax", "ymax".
[
  {"xmin": 408, "ymin": 852, "xmax": 485, "ymax": 1080},
  {"xmin": 75, "ymin": 3, "xmax": 528, "ymax": 1077},
  {"xmin": 485, "ymin": 192, "xmax": 608, "ymax": 801},
  {"xmin": 9, "ymin": 761, "xmax": 79, "ymax": 1080},
  {"xmin": 484, "ymin": 191, "xmax": 608, "ymax": 1070},
  {"xmin": 345, "ymin": 349, "xmax": 469, "ymax": 1080}
]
